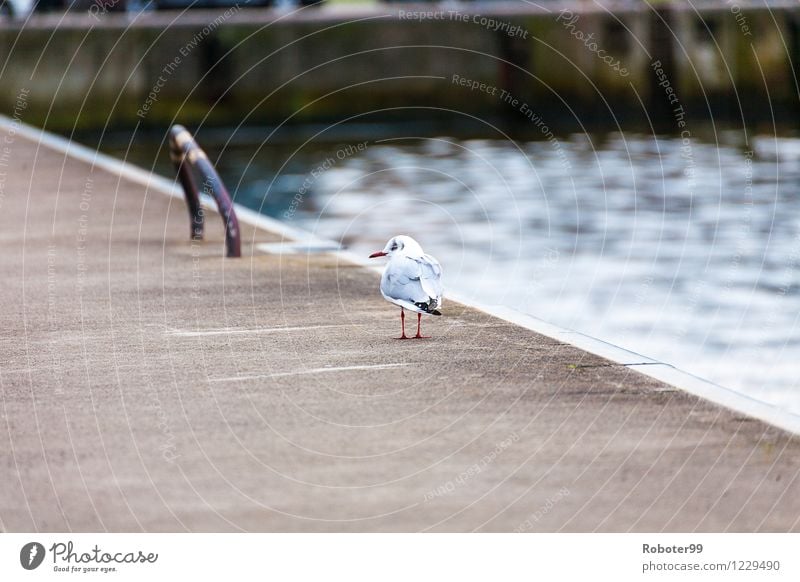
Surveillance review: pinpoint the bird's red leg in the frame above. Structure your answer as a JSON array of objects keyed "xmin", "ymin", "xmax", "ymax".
[
  {"xmin": 414, "ymin": 312, "xmax": 431, "ymax": 339},
  {"xmin": 396, "ymin": 308, "xmax": 408, "ymax": 340}
]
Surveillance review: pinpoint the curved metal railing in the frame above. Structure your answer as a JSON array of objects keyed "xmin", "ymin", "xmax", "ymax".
[{"xmin": 168, "ymin": 125, "xmax": 241, "ymax": 258}]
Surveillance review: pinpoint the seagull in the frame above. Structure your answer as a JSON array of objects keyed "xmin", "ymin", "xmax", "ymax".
[{"xmin": 369, "ymin": 235, "xmax": 443, "ymax": 339}]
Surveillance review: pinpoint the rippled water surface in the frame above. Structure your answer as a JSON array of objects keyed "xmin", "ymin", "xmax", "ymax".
[{"xmin": 105, "ymin": 129, "xmax": 800, "ymax": 416}]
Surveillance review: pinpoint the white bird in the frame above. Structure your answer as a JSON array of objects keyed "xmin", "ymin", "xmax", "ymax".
[{"xmin": 369, "ymin": 235, "xmax": 443, "ymax": 339}]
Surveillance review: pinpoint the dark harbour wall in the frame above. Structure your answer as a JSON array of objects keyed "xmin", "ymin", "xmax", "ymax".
[{"xmin": 0, "ymin": 2, "xmax": 797, "ymax": 133}]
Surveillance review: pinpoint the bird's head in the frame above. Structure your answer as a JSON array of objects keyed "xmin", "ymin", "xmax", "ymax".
[{"xmin": 369, "ymin": 235, "xmax": 424, "ymax": 259}]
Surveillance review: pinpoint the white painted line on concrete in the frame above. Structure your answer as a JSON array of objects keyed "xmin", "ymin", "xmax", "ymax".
[
  {"xmin": 235, "ymin": 204, "xmax": 335, "ymax": 246},
  {"xmin": 256, "ymin": 241, "xmax": 342, "ymax": 255},
  {"xmin": 210, "ymin": 363, "xmax": 411, "ymax": 383},
  {"xmin": 166, "ymin": 324, "xmax": 352, "ymax": 337},
  {"xmin": 7, "ymin": 115, "xmax": 799, "ymax": 435}
]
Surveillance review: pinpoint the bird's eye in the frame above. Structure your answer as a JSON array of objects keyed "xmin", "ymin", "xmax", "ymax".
[{"xmin": 390, "ymin": 243, "xmax": 398, "ymax": 251}]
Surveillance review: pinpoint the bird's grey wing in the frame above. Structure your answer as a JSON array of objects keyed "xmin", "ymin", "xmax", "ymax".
[
  {"xmin": 383, "ymin": 258, "xmax": 429, "ymax": 304},
  {"xmin": 383, "ymin": 255, "xmax": 443, "ymax": 312},
  {"xmin": 416, "ymin": 254, "xmax": 443, "ymax": 300}
]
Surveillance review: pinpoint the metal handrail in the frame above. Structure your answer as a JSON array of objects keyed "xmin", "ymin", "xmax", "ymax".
[{"xmin": 168, "ymin": 125, "xmax": 241, "ymax": 258}]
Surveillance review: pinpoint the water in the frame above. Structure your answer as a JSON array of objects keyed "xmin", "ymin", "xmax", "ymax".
[{"xmin": 99, "ymin": 127, "xmax": 800, "ymax": 416}]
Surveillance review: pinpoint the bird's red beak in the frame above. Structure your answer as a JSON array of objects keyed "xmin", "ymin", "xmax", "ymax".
[{"xmin": 369, "ymin": 251, "xmax": 387, "ymax": 258}]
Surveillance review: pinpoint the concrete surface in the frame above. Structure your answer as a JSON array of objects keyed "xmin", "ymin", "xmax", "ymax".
[{"xmin": 1, "ymin": 124, "xmax": 799, "ymax": 532}]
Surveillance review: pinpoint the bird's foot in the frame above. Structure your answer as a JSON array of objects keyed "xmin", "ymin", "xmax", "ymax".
[
  {"xmin": 395, "ymin": 334, "xmax": 411, "ymax": 340},
  {"xmin": 413, "ymin": 333, "xmax": 431, "ymax": 339}
]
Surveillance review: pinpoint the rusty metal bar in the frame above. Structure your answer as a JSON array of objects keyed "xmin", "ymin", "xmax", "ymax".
[{"xmin": 168, "ymin": 124, "xmax": 241, "ymax": 258}]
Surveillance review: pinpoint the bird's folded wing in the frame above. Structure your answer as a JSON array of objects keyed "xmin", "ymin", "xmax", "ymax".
[
  {"xmin": 385, "ymin": 255, "xmax": 442, "ymax": 303},
  {"xmin": 416, "ymin": 254, "xmax": 443, "ymax": 300}
]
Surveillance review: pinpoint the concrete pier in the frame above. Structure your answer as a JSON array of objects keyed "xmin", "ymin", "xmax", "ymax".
[
  {"xmin": 0, "ymin": 2, "xmax": 796, "ymax": 132},
  {"xmin": 1, "ymin": 118, "xmax": 799, "ymax": 532}
]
